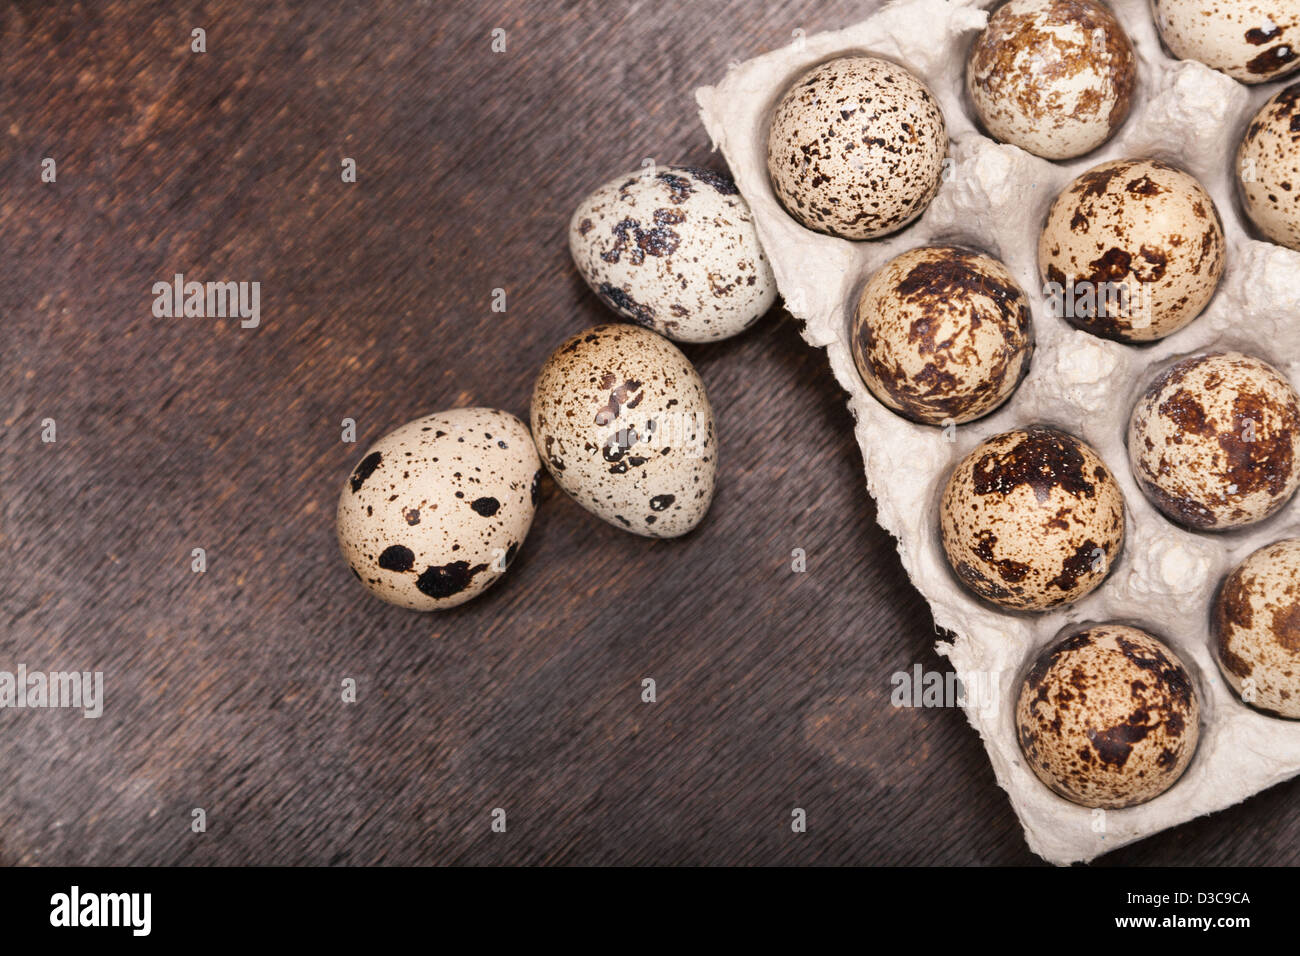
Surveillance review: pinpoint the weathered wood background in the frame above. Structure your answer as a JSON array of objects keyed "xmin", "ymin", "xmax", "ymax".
[{"xmin": 2, "ymin": 0, "xmax": 1296, "ymax": 865}]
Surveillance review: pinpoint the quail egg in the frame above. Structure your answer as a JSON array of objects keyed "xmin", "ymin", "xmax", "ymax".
[
  {"xmin": 1152, "ymin": 0, "xmax": 1300, "ymax": 83},
  {"xmin": 1214, "ymin": 538, "xmax": 1300, "ymax": 718},
  {"xmin": 1039, "ymin": 159, "xmax": 1225, "ymax": 342},
  {"xmin": 530, "ymin": 324, "xmax": 715, "ymax": 537},
  {"xmin": 336, "ymin": 408, "xmax": 541, "ymax": 610},
  {"xmin": 851, "ymin": 245, "xmax": 1034, "ymax": 425},
  {"xmin": 1237, "ymin": 82, "xmax": 1300, "ymax": 252},
  {"xmin": 1016, "ymin": 624, "xmax": 1200, "ymax": 809},
  {"xmin": 940, "ymin": 426, "xmax": 1125, "ymax": 611},
  {"xmin": 569, "ymin": 166, "xmax": 778, "ymax": 343},
  {"xmin": 1128, "ymin": 352, "xmax": 1300, "ymax": 530},
  {"xmin": 967, "ymin": 0, "xmax": 1137, "ymax": 160},
  {"xmin": 766, "ymin": 55, "xmax": 948, "ymax": 240}
]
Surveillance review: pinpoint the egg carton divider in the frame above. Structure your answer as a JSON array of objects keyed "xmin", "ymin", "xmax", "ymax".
[{"xmin": 696, "ymin": 0, "xmax": 1300, "ymax": 863}]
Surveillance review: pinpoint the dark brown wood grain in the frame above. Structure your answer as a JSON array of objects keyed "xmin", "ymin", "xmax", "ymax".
[{"xmin": 1, "ymin": 0, "xmax": 1297, "ymax": 866}]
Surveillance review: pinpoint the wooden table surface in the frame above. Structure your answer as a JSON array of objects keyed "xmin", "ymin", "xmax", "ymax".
[{"xmin": 2, "ymin": 0, "xmax": 1297, "ymax": 866}]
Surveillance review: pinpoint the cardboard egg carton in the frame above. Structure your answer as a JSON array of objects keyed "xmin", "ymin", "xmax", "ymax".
[{"xmin": 696, "ymin": 0, "xmax": 1300, "ymax": 863}]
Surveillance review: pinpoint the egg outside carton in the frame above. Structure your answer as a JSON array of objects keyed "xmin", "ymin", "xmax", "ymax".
[{"xmin": 696, "ymin": 0, "xmax": 1300, "ymax": 864}]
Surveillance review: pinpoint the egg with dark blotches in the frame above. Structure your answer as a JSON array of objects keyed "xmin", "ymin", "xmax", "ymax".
[
  {"xmin": 1214, "ymin": 538, "xmax": 1300, "ymax": 718},
  {"xmin": 1152, "ymin": 0, "xmax": 1300, "ymax": 83},
  {"xmin": 940, "ymin": 426, "xmax": 1125, "ymax": 611},
  {"xmin": 1237, "ymin": 82, "xmax": 1300, "ymax": 252},
  {"xmin": 967, "ymin": 0, "xmax": 1137, "ymax": 160},
  {"xmin": 569, "ymin": 166, "xmax": 777, "ymax": 343},
  {"xmin": 851, "ymin": 245, "xmax": 1034, "ymax": 425},
  {"xmin": 1016, "ymin": 624, "xmax": 1200, "ymax": 809},
  {"xmin": 766, "ymin": 55, "xmax": 947, "ymax": 240},
  {"xmin": 1128, "ymin": 352, "xmax": 1300, "ymax": 531},
  {"xmin": 1039, "ymin": 159, "xmax": 1225, "ymax": 343},
  {"xmin": 530, "ymin": 324, "xmax": 715, "ymax": 538},
  {"xmin": 336, "ymin": 408, "xmax": 541, "ymax": 611}
]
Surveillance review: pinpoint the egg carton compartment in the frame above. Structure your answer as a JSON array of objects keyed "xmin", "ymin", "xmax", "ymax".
[{"xmin": 696, "ymin": 0, "xmax": 1300, "ymax": 864}]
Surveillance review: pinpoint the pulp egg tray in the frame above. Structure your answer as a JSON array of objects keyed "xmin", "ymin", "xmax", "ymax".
[{"xmin": 696, "ymin": 0, "xmax": 1300, "ymax": 863}]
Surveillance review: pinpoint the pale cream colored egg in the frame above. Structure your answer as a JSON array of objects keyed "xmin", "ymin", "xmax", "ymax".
[
  {"xmin": 1152, "ymin": 0, "xmax": 1300, "ymax": 83},
  {"xmin": 336, "ymin": 408, "xmax": 541, "ymax": 611},
  {"xmin": 967, "ymin": 0, "xmax": 1137, "ymax": 161},
  {"xmin": 1039, "ymin": 159, "xmax": 1225, "ymax": 342},
  {"xmin": 1017, "ymin": 624, "xmax": 1200, "ymax": 809},
  {"xmin": 766, "ymin": 55, "xmax": 947, "ymax": 240},
  {"xmin": 1128, "ymin": 352, "xmax": 1300, "ymax": 530},
  {"xmin": 569, "ymin": 166, "xmax": 777, "ymax": 343},
  {"xmin": 1214, "ymin": 538, "xmax": 1300, "ymax": 718},
  {"xmin": 530, "ymin": 324, "xmax": 715, "ymax": 538},
  {"xmin": 851, "ymin": 245, "xmax": 1034, "ymax": 425},
  {"xmin": 1237, "ymin": 82, "xmax": 1300, "ymax": 252},
  {"xmin": 940, "ymin": 426, "xmax": 1125, "ymax": 611}
]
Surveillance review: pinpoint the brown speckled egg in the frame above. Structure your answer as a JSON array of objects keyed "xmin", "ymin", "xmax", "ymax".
[
  {"xmin": 940, "ymin": 427, "xmax": 1125, "ymax": 611},
  {"xmin": 967, "ymin": 0, "xmax": 1137, "ymax": 161},
  {"xmin": 569, "ymin": 166, "xmax": 777, "ymax": 343},
  {"xmin": 336, "ymin": 408, "xmax": 541, "ymax": 611},
  {"xmin": 1016, "ymin": 624, "xmax": 1200, "ymax": 809},
  {"xmin": 1039, "ymin": 159, "xmax": 1225, "ymax": 343},
  {"xmin": 530, "ymin": 324, "xmax": 715, "ymax": 538},
  {"xmin": 851, "ymin": 245, "xmax": 1034, "ymax": 425},
  {"xmin": 1237, "ymin": 82, "xmax": 1300, "ymax": 252},
  {"xmin": 1214, "ymin": 539, "xmax": 1300, "ymax": 718},
  {"xmin": 1152, "ymin": 0, "xmax": 1300, "ymax": 84},
  {"xmin": 1128, "ymin": 352, "xmax": 1300, "ymax": 530},
  {"xmin": 766, "ymin": 55, "xmax": 948, "ymax": 240}
]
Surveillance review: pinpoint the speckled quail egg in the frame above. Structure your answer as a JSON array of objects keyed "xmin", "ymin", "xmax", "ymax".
[
  {"xmin": 940, "ymin": 426, "xmax": 1125, "ymax": 611},
  {"xmin": 1214, "ymin": 538, "xmax": 1300, "ymax": 718},
  {"xmin": 569, "ymin": 166, "xmax": 777, "ymax": 343},
  {"xmin": 1128, "ymin": 352, "xmax": 1300, "ymax": 530},
  {"xmin": 851, "ymin": 245, "xmax": 1034, "ymax": 425},
  {"xmin": 1237, "ymin": 82, "xmax": 1300, "ymax": 252},
  {"xmin": 1016, "ymin": 624, "xmax": 1200, "ymax": 809},
  {"xmin": 1152, "ymin": 0, "xmax": 1300, "ymax": 83},
  {"xmin": 336, "ymin": 408, "xmax": 541, "ymax": 610},
  {"xmin": 766, "ymin": 55, "xmax": 948, "ymax": 240},
  {"xmin": 1039, "ymin": 159, "xmax": 1225, "ymax": 342},
  {"xmin": 967, "ymin": 0, "xmax": 1137, "ymax": 161},
  {"xmin": 530, "ymin": 324, "xmax": 715, "ymax": 537}
]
